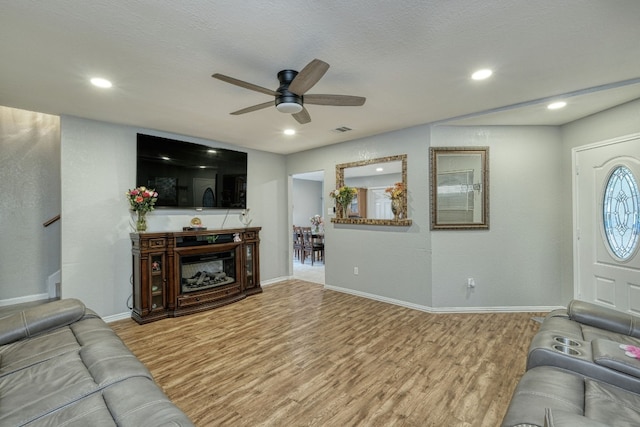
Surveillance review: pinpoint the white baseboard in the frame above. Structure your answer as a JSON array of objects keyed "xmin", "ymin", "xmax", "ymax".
[
  {"xmin": 260, "ymin": 276, "xmax": 290, "ymax": 287},
  {"xmin": 0, "ymin": 293, "xmax": 50, "ymax": 307},
  {"xmin": 103, "ymin": 311, "xmax": 133, "ymax": 323},
  {"xmin": 323, "ymin": 284, "xmax": 562, "ymax": 313}
]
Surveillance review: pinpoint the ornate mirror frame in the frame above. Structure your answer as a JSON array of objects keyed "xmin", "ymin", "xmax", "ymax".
[
  {"xmin": 430, "ymin": 147, "xmax": 489, "ymax": 230},
  {"xmin": 331, "ymin": 154, "xmax": 412, "ymax": 226}
]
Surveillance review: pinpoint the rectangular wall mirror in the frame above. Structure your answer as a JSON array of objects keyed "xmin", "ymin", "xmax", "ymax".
[
  {"xmin": 430, "ymin": 147, "xmax": 489, "ymax": 230},
  {"xmin": 332, "ymin": 154, "xmax": 411, "ymax": 226}
]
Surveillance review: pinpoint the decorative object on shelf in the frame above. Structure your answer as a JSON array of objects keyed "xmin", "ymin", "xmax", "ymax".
[
  {"xmin": 126, "ymin": 186, "xmax": 158, "ymax": 232},
  {"xmin": 385, "ymin": 182, "xmax": 406, "ymax": 221},
  {"xmin": 330, "ymin": 186, "xmax": 357, "ymax": 218},
  {"xmin": 309, "ymin": 214, "xmax": 323, "ymax": 233},
  {"xmin": 183, "ymin": 217, "xmax": 207, "ymax": 231},
  {"xmin": 233, "ymin": 232, "xmax": 241, "ymax": 242},
  {"xmin": 239, "ymin": 208, "xmax": 253, "ymax": 227}
]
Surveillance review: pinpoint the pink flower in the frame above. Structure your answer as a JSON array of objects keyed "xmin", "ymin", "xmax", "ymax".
[{"xmin": 135, "ymin": 195, "xmax": 144, "ymax": 203}]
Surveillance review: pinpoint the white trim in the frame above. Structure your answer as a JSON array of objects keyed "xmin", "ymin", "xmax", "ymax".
[
  {"xmin": 324, "ymin": 284, "xmax": 561, "ymax": 314},
  {"xmin": 0, "ymin": 293, "xmax": 50, "ymax": 307},
  {"xmin": 103, "ymin": 311, "xmax": 132, "ymax": 323},
  {"xmin": 260, "ymin": 276, "xmax": 290, "ymax": 287}
]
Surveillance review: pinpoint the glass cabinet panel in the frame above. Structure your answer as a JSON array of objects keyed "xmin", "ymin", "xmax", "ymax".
[
  {"xmin": 150, "ymin": 253, "xmax": 165, "ymax": 310},
  {"xmin": 245, "ymin": 244, "xmax": 254, "ymax": 288}
]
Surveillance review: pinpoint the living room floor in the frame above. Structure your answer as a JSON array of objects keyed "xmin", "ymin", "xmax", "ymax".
[{"xmin": 110, "ymin": 280, "xmax": 542, "ymax": 426}]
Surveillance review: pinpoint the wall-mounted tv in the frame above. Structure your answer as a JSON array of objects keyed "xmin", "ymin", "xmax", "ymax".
[{"xmin": 136, "ymin": 133, "xmax": 247, "ymax": 209}]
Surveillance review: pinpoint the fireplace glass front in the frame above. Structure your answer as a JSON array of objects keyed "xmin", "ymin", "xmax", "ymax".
[{"xmin": 180, "ymin": 251, "xmax": 236, "ymax": 293}]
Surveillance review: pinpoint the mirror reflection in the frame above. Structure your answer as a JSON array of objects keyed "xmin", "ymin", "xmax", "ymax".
[
  {"xmin": 333, "ymin": 154, "xmax": 410, "ymax": 226},
  {"xmin": 343, "ymin": 161, "xmax": 402, "ymax": 219},
  {"xmin": 430, "ymin": 147, "xmax": 489, "ymax": 229}
]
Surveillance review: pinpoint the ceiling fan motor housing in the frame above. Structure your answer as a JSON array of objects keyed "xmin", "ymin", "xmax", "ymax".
[{"xmin": 276, "ymin": 69, "xmax": 303, "ymax": 113}]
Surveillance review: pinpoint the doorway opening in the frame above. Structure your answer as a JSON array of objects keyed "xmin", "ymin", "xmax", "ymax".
[{"xmin": 292, "ymin": 170, "xmax": 325, "ymax": 284}]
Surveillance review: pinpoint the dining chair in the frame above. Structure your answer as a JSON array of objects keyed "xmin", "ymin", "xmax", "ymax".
[
  {"xmin": 302, "ymin": 227, "xmax": 323, "ymax": 265},
  {"xmin": 293, "ymin": 227, "xmax": 303, "ymax": 260}
]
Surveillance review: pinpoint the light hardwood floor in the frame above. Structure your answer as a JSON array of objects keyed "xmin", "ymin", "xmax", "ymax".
[{"xmin": 110, "ymin": 280, "xmax": 542, "ymax": 427}]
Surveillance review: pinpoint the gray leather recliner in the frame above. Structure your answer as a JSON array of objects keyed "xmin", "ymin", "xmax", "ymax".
[{"xmin": 502, "ymin": 300, "xmax": 640, "ymax": 427}]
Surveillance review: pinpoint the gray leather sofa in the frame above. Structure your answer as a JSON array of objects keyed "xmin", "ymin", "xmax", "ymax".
[
  {"xmin": 0, "ymin": 298, "xmax": 194, "ymax": 426},
  {"xmin": 502, "ymin": 300, "xmax": 640, "ymax": 426}
]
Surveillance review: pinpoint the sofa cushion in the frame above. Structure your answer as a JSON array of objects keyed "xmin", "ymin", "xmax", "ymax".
[
  {"xmin": 0, "ymin": 299, "xmax": 86, "ymax": 345},
  {"xmin": 0, "ymin": 327, "xmax": 80, "ymax": 377},
  {"xmin": 501, "ymin": 366, "xmax": 584, "ymax": 427},
  {"xmin": 584, "ymin": 378, "xmax": 640, "ymax": 426},
  {"xmin": 0, "ymin": 351, "xmax": 98, "ymax": 426}
]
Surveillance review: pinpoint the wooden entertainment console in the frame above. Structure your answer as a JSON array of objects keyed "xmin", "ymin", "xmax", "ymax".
[{"xmin": 130, "ymin": 227, "xmax": 261, "ymax": 324}]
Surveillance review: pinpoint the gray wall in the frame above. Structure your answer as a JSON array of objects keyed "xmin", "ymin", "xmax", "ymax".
[
  {"xmin": 0, "ymin": 106, "xmax": 60, "ymax": 301},
  {"xmin": 292, "ymin": 178, "xmax": 323, "ymax": 228},
  {"xmin": 430, "ymin": 125, "xmax": 564, "ymax": 308},
  {"xmin": 4, "ymin": 99, "xmax": 640, "ymax": 315},
  {"xmin": 60, "ymin": 115, "xmax": 288, "ymax": 317},
  {"xmin": 287, "ymin": 125, "xmax": 434, "ymax": 307}
]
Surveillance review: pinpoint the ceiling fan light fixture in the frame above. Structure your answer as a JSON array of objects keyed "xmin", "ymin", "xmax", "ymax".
[{"xmin": 276, "ymin": 102, "xmax": 303, "ymax": 114}]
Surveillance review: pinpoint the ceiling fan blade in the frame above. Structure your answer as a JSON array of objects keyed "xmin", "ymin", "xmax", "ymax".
[
  {"xmin": 212, "ymin": 73, "xmax": 280, "ymax": 96},
  {"xmin": 230, "ymin": 101, "xmax": 274, "ymax": 115},
  {"xmin": 288, "ymin": 59, "xmax": 330, "ymax": 95},
  {"xmin": 304, "ymin": 94, "xmax": 366, "ymax": 106},
  {"xmin": 292, "ymin": 107, "xmax": 311, "ymax": 124}
]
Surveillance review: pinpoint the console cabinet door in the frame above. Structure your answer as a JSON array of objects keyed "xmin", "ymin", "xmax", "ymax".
[{"xmin": 149, "ymin": 252, "xmax": 166, "ymax": 312}]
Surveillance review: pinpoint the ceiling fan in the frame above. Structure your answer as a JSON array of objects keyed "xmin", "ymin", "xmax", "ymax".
[{"xmin": 212, "ymin": 59, "xmax": 366, "ymax": 124}]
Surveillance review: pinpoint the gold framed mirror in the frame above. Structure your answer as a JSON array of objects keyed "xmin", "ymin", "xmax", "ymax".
[
  {"xmin": 430, "ymin": 147, "xmax": 489, "ymax": 230},
  {"xmin": 331, "ymin": 154, "xmax": 411, "ymax": 226}
]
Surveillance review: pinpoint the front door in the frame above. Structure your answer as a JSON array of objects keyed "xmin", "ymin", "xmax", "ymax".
[{"xmin": 574, "ymin": 133, "xmax": 640, "ymax": 312}]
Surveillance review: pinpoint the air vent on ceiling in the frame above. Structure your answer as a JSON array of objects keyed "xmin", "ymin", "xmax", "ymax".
[{"xmin": 332, "ymin": 126, "xmax": 352, "ymax": 133}]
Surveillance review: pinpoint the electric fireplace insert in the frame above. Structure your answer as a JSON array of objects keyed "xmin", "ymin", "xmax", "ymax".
[{"xmin": 180, "ymin": 250, "xmax": 236, "ymax": 293}]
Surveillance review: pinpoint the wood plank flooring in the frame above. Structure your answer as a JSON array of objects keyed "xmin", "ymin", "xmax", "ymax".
[{"xmin": 110, "ymin": 280, "xmax": 542, "ymax": 427}]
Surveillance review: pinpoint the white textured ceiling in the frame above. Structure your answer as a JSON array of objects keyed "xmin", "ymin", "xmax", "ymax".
[{"xmin": 1, "ymin": 1, "xmax": 640, "ymax": 154}]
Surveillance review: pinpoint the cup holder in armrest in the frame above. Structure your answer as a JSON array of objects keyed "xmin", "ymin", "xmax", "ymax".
[
  {"xmin": 553, "ymin": 336, "xmax": 581, "ymax": 347},
  {"xmin": 552, "ymin": 344, "xmax": 581, "ymax": 356}
]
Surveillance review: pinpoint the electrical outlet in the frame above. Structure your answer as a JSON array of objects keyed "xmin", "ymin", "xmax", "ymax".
[{"xmin": 354, "ymin": 267, "xmax": 359, "ymax": 275}]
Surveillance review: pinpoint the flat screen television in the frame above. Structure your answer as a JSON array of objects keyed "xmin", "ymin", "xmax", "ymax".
[{"xmin": 136, "ymin": 133, "xmax": 247, "ymax": 209}]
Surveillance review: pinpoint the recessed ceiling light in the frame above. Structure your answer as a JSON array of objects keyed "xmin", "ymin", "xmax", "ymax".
[
  {"xmin": 161, "ymin": 156, "xmax": 170, "ymax": 161},
  {"xmin": 471, "ymin": 69, "xmax": 493, "ymax": 80},
  {"xmin": 547, "ymin": 101, "xmax": 567, "ymax": 110},
  {"xmin": 284, "ymin": 129, "xmax": 296, "ymax": 136},
  {"xmin": 90, "ymin": 77, "xmax": 112, "ymax": 88},
  {"xmin": 199, "ymin": 165, "xmax": 206, "ymax": 169},
  {"xmin": 207, "ymin": 149, "xmax": 217, "ymax": 154},
  {"xmin": 376, "ymin": 167, "xmax": 384, "ymax": 172}
]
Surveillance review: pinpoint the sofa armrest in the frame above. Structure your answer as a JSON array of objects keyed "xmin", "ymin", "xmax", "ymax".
[
  {"xmin": 0, "ymin": 299, "xmax": 86, "ymax": 345},
  {"xmin": 567, "ymin": 300, "xmax": 640, "ymax": 338},
  {"xmin": 544, "ymin": 408, "xmax": 609, "ymax": 427},
  {"xmin": 592, "ymin": 338, "xmax": 640, "ymax": 379}
]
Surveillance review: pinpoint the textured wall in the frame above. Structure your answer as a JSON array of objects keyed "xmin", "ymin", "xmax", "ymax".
[
  {"xmin": 60, "ymin": 116, "xmax": 288, "ymax": 317},
  {"xmin": 0, "ymin": 106, "xmax": 60, "ymax": 300}
]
